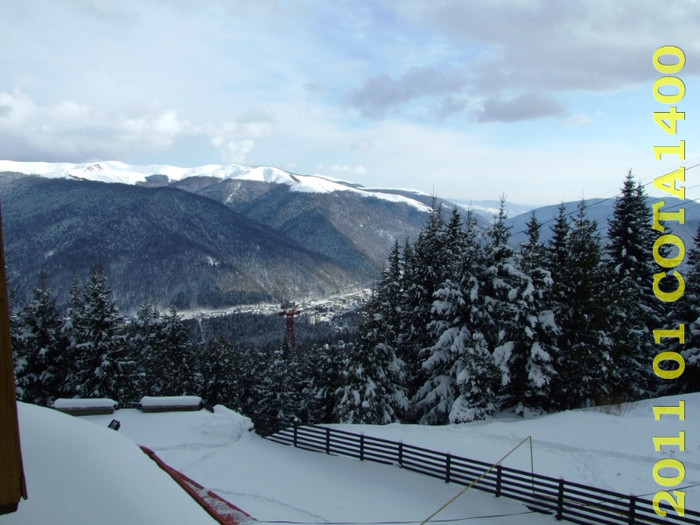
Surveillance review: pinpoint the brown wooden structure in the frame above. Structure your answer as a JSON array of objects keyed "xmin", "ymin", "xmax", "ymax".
[{"xmin": 0, "ymin": 201, "xmax": 27, "ymax": 514}]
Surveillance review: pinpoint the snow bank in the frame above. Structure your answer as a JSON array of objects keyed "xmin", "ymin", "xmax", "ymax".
[
  {"xmin": 140, "ymin": 395, "xmax": 203, "ymax": 411},
  {"xmin": 52, "ymin": 398, "xmax": 118, "ymax": 415},
  {"xmin": 53, "ymin": 398, "xmax": 118, "ymax": 409},
  {"xmin": 4, "ymin": 403, "xmax": 216, "ymax": 525}
]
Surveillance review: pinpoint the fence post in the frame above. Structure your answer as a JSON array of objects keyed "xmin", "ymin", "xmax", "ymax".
[
  {"xmin": 628, "ymin": 495, "xmax": 637, "ymax": 525},
  {"xmin": 398, "ymin": 442, "xmax": 403, "ymax": 467},
  {"xmin": 325, "ymin": 428, "xmax": 331, "ymax": 455},
  {"xmin": 495, "ymin": 465, "xmax": 502, "ymax": 497},
  {"xmin": 556, "ymin": 479, "xmax": 565, "ymax": 520},
  {"xmin": 360, "ymin": 434, "xmax": 365, "ymax": 461},
  {"xmin": 293, "ymin": 421, "xmax": 298, "ymax": 448},
  {"xmin": 445, "ymin": 454, "xmax": 451, "ymax": 483}
]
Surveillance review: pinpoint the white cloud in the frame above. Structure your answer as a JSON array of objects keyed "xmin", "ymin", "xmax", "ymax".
[
  {"xmin": 565, "ymin": 114, "xmax": 593, "ymax": 126},
  {"xmin": 331, "ymin": 165, "xmax": 368, "ymax": 175},
  {"xmin": 3, "ymin": 0, "xmax": 699, "ymax": 204},
  {"xmin": 212, "ymin": 138, "xmax": 255, "ymax": 164}
]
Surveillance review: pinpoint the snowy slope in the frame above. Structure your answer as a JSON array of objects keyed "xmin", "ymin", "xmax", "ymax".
[
  {"xmin": 68, "ymin": 393, "xmax": 698, "ymax": 523},
  {"xmin": 331, "ymin": 393, "xmax": 700, "ymax": 503},
  {"xmin": 81, "ymin": 407, "xmax": 552, "ymax": 524},
  {"xmin": 0, "ymin": 160, "xmax": 432, "ymax": 211},
  {"xmin": 4, "ymin": 403, "xmax": 217, "ymax": 525}
]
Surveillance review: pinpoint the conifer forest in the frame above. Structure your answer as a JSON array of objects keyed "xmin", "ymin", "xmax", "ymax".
[{"xmin": 10, "ymin": 173, "xmax": 700, "ymax": 434}]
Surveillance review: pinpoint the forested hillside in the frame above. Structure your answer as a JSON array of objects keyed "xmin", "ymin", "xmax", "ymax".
[
  {"xmin": 0, "ymin": 173, "xmax": 366, "ymax": 310},
  {"xmin": 336, "ymin": 172, "xmax": 700, "ymax": 424},
  {"xmin": 10, "ymin": 172, "xmax": 700, "ymax": 435}
]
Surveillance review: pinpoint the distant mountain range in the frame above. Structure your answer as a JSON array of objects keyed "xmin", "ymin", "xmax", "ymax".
[
  {"xmin": 1, "ymin": 160, "xmax": 696, "ymax": 311},
  {"xmin": 0, "ymin": 161, "xmax": 437, "ymax": 310}
]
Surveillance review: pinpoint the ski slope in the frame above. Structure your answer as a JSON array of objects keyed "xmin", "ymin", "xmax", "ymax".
[{"xmin": 4, "ymin": 394, "xmax": 699, "ymax": 524}]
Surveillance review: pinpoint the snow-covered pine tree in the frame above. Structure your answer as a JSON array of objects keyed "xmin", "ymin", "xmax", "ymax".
[
  {"xmin": 302, "ymin": 340, "xmax": 350, "ymax": 424},
  {"xmin": 482, "ymin": 198, "xmax": 540, "ymax": 415},
  {"xmin": 518, "ymin": 212, "xmax": 558, "ymax": 413},
  {"xmin": 398, "ymin": 204, "xmax": 451, "ymax": 412},
  {"xmin": 605, "ymin": 171, "xmax": 662, "ymax": 400},
  {"xmin": 254, "ymin": 340, "xmax": 304, "ymax": 435},
  {"xmin": 199, "ymin": 337, "xmax": 241, "ymax": 409},
  {"xmin": 397, "ymin": 238, "xmax": 422, "ymax": 404},
  {"xmin": 128, "ymin": 303, "xmax": 165, "ymax": 399},
  {"xmin": 64, "ymin": 264, "xmax": 127, "ymax": 399},
  {"xmin": 450, "ymin": 330, "xmax": 499, "ymax": 422},
  {"xmin": 547, "ymin": 203, "xmax": 571, "ymax": 305},
  {"xmin": 152, "ymin": 305, "xmax": 201, "ymax": 396},
  {"xmin": 550, "ymin": 202, "xmax": 612, "ymax": 409},
  {"xmin": 334, "ymin": 287, "xmax": 408, "ymax": 424},
  {"xmin": 413, "ymin": 208, "xmax": 489, "ymax": 423},
  {"xmin": 12, "ymin": 272, "xmax": 68, "ymax": 405}
]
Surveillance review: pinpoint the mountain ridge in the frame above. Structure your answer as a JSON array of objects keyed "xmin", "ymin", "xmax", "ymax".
[{"xmin": 4, "ymin": 160, "xmax": 695, "ymax": 312}]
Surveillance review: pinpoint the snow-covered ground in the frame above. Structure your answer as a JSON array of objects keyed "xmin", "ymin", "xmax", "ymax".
[
  {"xmin": 330, "ymin": 393, "xmax": 700, "ymax": 502},
  {"xmin": 4, "ymin": 393, "xmax": 698, "ymax": 524}
]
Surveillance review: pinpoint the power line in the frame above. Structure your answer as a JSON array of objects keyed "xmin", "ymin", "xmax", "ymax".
[{"xmin": 499, "ymin": 162, "xmax": 700, "ymax": 239}]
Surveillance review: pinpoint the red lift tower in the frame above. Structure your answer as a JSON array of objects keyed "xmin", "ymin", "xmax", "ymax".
[{"xmin": 279, "ymin": 303, "xmax": 301, "ymax": 352}]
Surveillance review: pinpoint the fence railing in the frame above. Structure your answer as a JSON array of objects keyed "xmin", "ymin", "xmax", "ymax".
[{"xmin": 267, "ymin": 423, "xmax": 699, "ymax": 525}]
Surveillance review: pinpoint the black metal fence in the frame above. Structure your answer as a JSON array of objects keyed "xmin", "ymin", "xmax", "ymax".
[{"xmin": 267, "ymin": 423, "xmax": 698, "ymax": 525}]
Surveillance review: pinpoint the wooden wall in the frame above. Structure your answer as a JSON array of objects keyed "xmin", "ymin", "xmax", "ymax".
[{"xmin": 0, "ymin": 203, "xmax": 26, "ymax": 514}]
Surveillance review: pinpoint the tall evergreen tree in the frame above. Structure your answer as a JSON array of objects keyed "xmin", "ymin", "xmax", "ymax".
[
  {"xmin": 152, "ymin": 305, "xmax": 201, "ymax": 396},
  {"xmin": 550, "ymin": 202, "xmax": 612, "ymax": 408},
  {"xmin": 399, "ymin": 204, "xmax": 449, "ymax": 406},
  {"xmin": 518, "ymin": 212, "xmax": 558, "ymax": 413},
  {"xmin": 199, "ymin": 337, "xmax": 241, "ymax": 409},
  {"xmin": 128, "ymin": 303, "xmax": 165, "ymax": 400},
  {"xmin": 64, "ymin": 265, "xmax": 126, "ymax": 399},
  {"xmin": 605, "ymin": 171, "xmax": 661, "ymax": 400},
  {"xmin": 334, "ymin": 289, "xmax": 408, "ymax": 424},
  {"xmin": 254, "ymin": 341, "xmax": 304, "ymax": 435},
  {"xmin": 12, "ymin": 273, "xmax": 68, "ymax": 405},
  {"xmin": 483, "ymin": 198, "xmax": 539, "ymax": 415},
  {"xmin": 413, "ymin": 208, "xmax": 489, "ymax": 423}
]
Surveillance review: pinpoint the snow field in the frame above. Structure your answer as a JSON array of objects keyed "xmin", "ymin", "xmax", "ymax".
[
  {"xmin": 84, "ymin": 408, "xmax": 552, "ymax": 524},
  {"xmin": 330, "ymin": 393, "xmax": 700, "ymax": 503},
  {"xmin": 2, "ymin": 403, "xmax": 217, "ymax": 525},
  {"xmin": 5, "ymin": 393, "xmax": 699, "ymax": 524}
]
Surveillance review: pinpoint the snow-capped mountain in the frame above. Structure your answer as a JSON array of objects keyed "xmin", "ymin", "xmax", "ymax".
[
  {"xmin": 0, "ymin": 160, "xmax": 432, "ymax": 211},
  {"xmin": 0, "ymin": 161, "xmax": 438, "ymax": 310}
]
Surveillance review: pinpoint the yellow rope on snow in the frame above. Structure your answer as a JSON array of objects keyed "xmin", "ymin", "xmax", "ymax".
[{"xmin": 420, "ymin": 435, "xmax": 534, "ymax": 525}]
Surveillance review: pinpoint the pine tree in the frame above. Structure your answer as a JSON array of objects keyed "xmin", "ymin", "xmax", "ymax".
[
  {"xmin": 482, "ymin": 198, "xmax": 538, "ymax": 415},
  {"xmin": 303, "ymin": 340, "xmax": 351, "ymax": 424},
  {"xmin": 550, "ymin": 202, "xmax": 612, "ymax": 408},
  {"xmin": 254, "ymin": 341, "xmax": 304, "ymax": 435},
  {"xmin": 413, "ymin": 208, "xmax": 491, "ymax": 423},
  {"xmin": 450, "ymin": 331, "xmax": 499, "ymax": 422},
  {"xmin": 152, "ymin": 305, "xmax": 200, "ymax": 396},
  {"xmin": 334, "ymin": 290, "xmax": 408, "ymax": 424},
  {"xmin": 12, "ymin": 273, "xmax": 68, "ymax": 405},
  {"xmin": 605, "ymin": 171, "xmax": 661, "ymax": 400},
  {"xmin": 128, "ymin": 303, "xmax": 164, "ymax": 400},
  {"xmin": 547, "ymin": 204, "xmax": 571, "ymax": 295},
  {"xmin": 399, "ymin": 204, "xmax": 449, "ymax": 403},
  {"xmin": 64, "ymin": 265, "xmax": 126, "ymax": 399},
  {"xmin": 199, "ymin": 337, "xmax": 241, "ymax": 409},
  {"xmin": 518, "ymin": 212, "xmax": 558, "ymax": 413}
]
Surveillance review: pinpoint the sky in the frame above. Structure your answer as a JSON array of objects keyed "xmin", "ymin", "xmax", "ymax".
[{"xmin": 1, "ymin": 1, "xmax": 700, "ymax": 206}]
